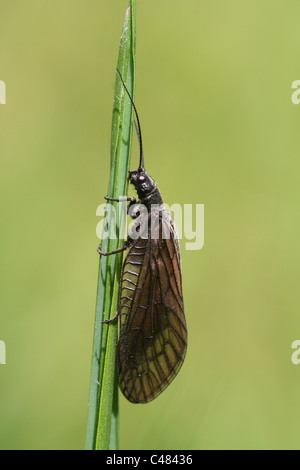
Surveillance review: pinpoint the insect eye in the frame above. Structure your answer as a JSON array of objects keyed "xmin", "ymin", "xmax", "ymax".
[{"xmin": 137, "ymin": 175, "xmax": 146, "ymax": 183}]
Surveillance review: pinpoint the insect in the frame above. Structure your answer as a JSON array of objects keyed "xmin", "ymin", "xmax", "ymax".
[{"xmin": 98, "ymin": 70, "xmax": 187, "ymax": 403}]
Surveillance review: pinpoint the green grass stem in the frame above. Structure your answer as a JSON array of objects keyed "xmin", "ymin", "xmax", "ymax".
[{"xmin": 86, "ymin": 0, "xmax": 136, "ymax": 451}]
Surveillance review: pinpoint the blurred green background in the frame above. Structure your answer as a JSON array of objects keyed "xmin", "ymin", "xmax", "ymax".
[{"xmin": 0, "ymin": 0, "xmax": 300, "ymax": 450}]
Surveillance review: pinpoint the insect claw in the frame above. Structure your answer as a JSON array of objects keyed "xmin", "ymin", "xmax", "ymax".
[
  {"xmin": 101, "ymin": 309, "xmax": 120, "ymax": 325},
  {"xmin": 97, "ymin": 242, "xmax": 129, "ymax": 256},
  {"xmin": 101, "ymin": 317, "xmax": 118, "ymax": 325}
]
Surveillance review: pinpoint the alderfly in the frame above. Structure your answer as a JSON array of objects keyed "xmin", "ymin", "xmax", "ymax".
[{"xmin": 98, "ymin": 70, "xmax": 187, "ymax": 403}]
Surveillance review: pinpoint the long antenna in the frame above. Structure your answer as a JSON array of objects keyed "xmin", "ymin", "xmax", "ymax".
[{"xmin": 116, "ymin": 68, "xmax": 144, "ymax": 170}]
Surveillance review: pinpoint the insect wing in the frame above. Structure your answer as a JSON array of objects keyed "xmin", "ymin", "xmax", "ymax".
[{"xmin": 117, "ymin": 214, "xmax": 187, "ymax": 403}]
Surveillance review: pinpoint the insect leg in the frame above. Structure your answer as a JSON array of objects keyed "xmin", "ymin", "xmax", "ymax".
[
  {"xmin": 101, "ymin": 308, "xmax": 121, "ymax": 325},
  {"xmin": 104, "ymin": 195, "xmax": 136, "ymax": 204},
  {"xmin": 97, "ymin": 239, "xmax": 131, "ymax": 256},
  {"xmin": 104, "ymin": 195, "xmax": 137, "ymax": 215}
]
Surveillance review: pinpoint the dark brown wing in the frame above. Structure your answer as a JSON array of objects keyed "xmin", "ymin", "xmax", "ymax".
[{"xmin": 116, "ymin": 213, "xmax": 187, "ymax": 403}]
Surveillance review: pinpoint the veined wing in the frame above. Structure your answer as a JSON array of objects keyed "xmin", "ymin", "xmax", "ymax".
[{"xmin": 117, "ymin": 214, "xmax": 187, "ymax": 403}]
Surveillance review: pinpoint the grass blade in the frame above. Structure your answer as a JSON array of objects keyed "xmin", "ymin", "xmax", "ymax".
[{"xmin": 86, "ymin": 0, "xmax": 136, "ymax": 451}]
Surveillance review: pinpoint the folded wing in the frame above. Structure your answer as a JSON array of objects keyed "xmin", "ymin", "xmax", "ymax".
[{"xmin": 117, "ymin": 215, "xmax": 187, "ymax": 403}]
